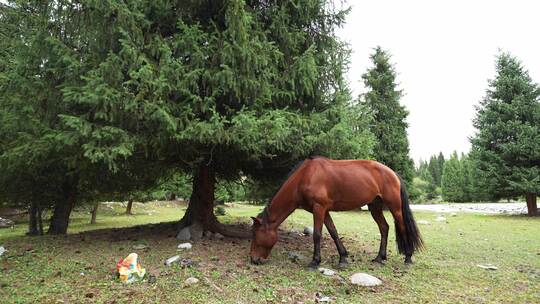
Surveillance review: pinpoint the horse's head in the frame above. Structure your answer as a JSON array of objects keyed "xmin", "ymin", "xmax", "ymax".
[{"xmin": 250, "ymin": 216, "xmax": 278, "ymax": 265}]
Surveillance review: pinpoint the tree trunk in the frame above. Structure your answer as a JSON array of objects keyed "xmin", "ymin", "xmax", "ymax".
[
  {"xmin": 90, "ymin": 203, "xmax": 99, "ymax": 224},
  {"xmin": 37, "ymin": 206, "xmax": 44, "ymax": 235},
  {"xmin": 177, "ymin": 164, "xmax": 249, "ymax": 238},
  {"xmin": 28, "ymin": 201, "xmax": 39, "ymax": 236},
  {"xmin": 125, "ymin": 199, "xmax": 133, "ymax": 215},
  {"xmin": 525, "ymin": 193, "xmax": 537, "ymax": 216},
  {"xmin": 48, "ymin": 178, "xmax": 77, "ymax": 235}
]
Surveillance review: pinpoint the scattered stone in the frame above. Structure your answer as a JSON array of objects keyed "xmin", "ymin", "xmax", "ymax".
[
  {"xmin": 177, "ymin": 243, "xmax": 193, "ymax": 250},
  {"xmin": 203, "ymin": 231, "xmax": 213, "ymax": 238},
  {"xmin": 0, "ymin": 246, "xmax": 5, "ymax": 257},
  {"xmin": 164, "ymin": 255, "xmax": 181, "ymax": 266},
  {"xmin": 176, "ymin": 227, "xmax": 191, "ymax": 241},
  {"xmin": 132, "ymin": 244, "xmax": 148, "ymax": 250},
  {"xmin": 451, "ymin": 212, "xmax": 457, "ymax": 217},
  {"xmin": 435, "ymin": 216, "xmax": 447, "ymax": 222},
  {"xmin": 0, "ymin": 217, "xmax": 14, "ymax": 228},
  {"xmin": 179, "ymin": 258, "xmax": 196, "ymax": 268},
  {"xmin": 350, "ymin": 273, "xmax": 382, "ymax": 287},
  {"xmin": 477, "ymin": 264, "xmax": 498, "ymax": 270},
  {"xmin": 303, "ymin": 227, "xmax": 314, "ymax": 235},
  {"xmin": 213, "ymin": 232, "xmax": 224, "ymax": 240},
  {"xmin": 147, "ymin": 275, "xmax": 157, "ymax": 284},
  {"xmin": 287, "ymin": 251, "xmax": 306, "ymax": 263},
  {"xmin": 185, "ymin": 277, "xmax": 199, "ymax": 285},
  {"xmin": 191, "ymin": 222, "xmax": 204, "ymax": 241},
  {"xmin": 318, "ymin": 267, "xmax": 336, "ymax": 276},
  {"xmin": 315, "ymin": 292, "xmax": 331, "ymax": 302},
  {"xmin": 417, "ymin": 220, "xmax": 430, "ymax": 225}
]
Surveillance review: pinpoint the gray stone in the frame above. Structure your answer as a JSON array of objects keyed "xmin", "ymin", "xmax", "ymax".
[
  {"xmin": 213, "ymin": 232, "xmax": 224, "ymax": 240},
  {"xmin": 132, "ymin": 244, "xmax": 148, "ymax": 250},
  {"xmin": 350, "ymin": 273, "xmax": 382, "ymax": 286},
  {"xmin": 203, "ymin": 231, "xmax": 213, "ymax": 238},
  {"xmin": 176, "ymin": 227, "xmax": 191, "ymax": 241},
  {"xmin": 417, "ymin": 220, "xmax": 430, "ymax": 225},
  {"xmin": 287, "ymin": 251, "xmax": 306, "ymax": 263},
  {"xmin": 318, "ymin": 267, "xmax": 336, "ymax": 276},
  {"xmin": 190, "ymin": 222, "xmax": 204, "ymax": 241},
  {"xmin": 303, "ymin": 227, "xmax": 314, "ymax": 235},
  {"xmin": 0, "ymin": 217, "xmax": 14, "ymax": 228},
  {"xmin": 185, "ymin": 277, "xmax": 199, "ymax": 285}
]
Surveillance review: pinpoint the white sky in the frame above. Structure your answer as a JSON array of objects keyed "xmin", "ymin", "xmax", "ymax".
[{"xmin": 337, "ymin": 0, "xmax": 540, "ymax": 163}]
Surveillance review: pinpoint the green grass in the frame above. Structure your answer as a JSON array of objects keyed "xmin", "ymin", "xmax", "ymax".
[{"xmin": 0, "ymin": 202, "xmax": 539, "ymax": 303}]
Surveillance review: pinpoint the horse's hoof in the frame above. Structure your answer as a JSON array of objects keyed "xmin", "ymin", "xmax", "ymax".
[
  {"xmin": 371, "ymin": 257, "xmax": 385, "ymax": 264},
  {"xmin": 307, "ymin": 261, "xmax": 320, "ymax": 270},
  {"xmin": 404, "ymin": 258, "xmax": 413, "ymax": 265}
]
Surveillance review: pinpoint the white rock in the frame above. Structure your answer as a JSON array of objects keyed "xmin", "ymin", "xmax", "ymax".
[
  {"xmin": 0, "ymin": 246, "xmax": 5, "ymax": 256},
  {"xmin": 315, "ymin": 292, "xmax": 331, "ymax": 303},
  {"xmin": 436, "ymin": 216, "xmax": 447, "ymax": 222},
  {"xmin": 185, "ymin": 277, "xmax": 199, "ymax": 285},
  {"xmin": 165, "ymin": 255, "xmax": 181, "ymax": 266},
  {"xmin": 350, "ymin": 273, "xmax": 382, "ymax": 286},
  {"xmin": 177, "ymin": 242, "xmax": 192, "ymax": 250},
  {"xmin": 132, "ymin": 244, "xmax": 148, "ymax": 250},
  {"xmin": 318, "ymin": 267, "xmax": 336, "ymax": 276},
  {"xmin": 451, "ymin": 212, "xmax": 457, "ymax": 217},
  {"xmin": 417, "ymin": 220, "xmax": 430, "ymax": 225},
  {"xmin": 303, "ymin": 227, "xmax": 314, "ymax": 235},
  {"xmin": 477, "ymin": 264, "xmax": 498, "ymax": 270}
]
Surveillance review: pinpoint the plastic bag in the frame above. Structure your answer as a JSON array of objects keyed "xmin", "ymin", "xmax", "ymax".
[{"xmin": 116, "ymin": 253, "xmax": 146, "ymax": 283}]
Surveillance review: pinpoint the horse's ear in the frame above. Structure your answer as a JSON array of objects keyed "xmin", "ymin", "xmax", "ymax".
[{"xmin": 251, "ymin": 216, "xmax": 262, "ymax": 226}]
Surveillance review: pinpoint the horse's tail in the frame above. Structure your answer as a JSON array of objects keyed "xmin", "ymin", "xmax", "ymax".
[{"xmin": 395, "ymin": 175, "xmax": 424, "ymax": 254}]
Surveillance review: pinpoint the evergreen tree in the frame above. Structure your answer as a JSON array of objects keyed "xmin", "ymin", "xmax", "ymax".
[
  {"xmin": 441, "ymin": 151, "xmax": 466, "ymax": 202},
  {"xmin": 2, "ymin": 1, "xmax": 375, "ymax": 236},
  {"xmin": 470, "ymin": 52, "xmax": 540, "ymax": 215},
  {"xmin": 361, "ymin": 47, "xmax": 414, "ymax": 185}
]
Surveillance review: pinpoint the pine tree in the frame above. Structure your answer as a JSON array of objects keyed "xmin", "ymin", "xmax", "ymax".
[
  {"xmin": 2, "ymin": 1, "xmax": 375, "ymax": 236},
  {"xmin": 361, "ymin": 47, "xmax": 414, "ymax": 185},
  {"xmin": 441, "ymin": 151, "xmax": 466, "ymax": 202},
  {"xmin": 470, "ymin": 52, "xmax": 540, "ymax": 215}
]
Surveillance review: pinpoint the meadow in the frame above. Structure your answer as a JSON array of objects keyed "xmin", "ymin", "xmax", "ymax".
[{"xmin": 0, "ymin": 202, "xmax": 538, "ymax": 303}]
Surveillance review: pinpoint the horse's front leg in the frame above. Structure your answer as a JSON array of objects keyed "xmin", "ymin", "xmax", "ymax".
[
  {"xmin": 324, "ymin": 213, "xmax": 349, "ymax": 269},
  {"xmin": 308, "ymin": 203, "xmax": 326, "ymax": 269}
]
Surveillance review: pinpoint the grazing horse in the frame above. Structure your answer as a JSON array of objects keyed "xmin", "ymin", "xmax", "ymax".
[{"xmin": 250, "ymin": 157, "xmax": 423, "ymax": 268}]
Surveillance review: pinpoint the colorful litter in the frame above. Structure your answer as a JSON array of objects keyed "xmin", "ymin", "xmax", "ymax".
[{"xmin": 116, "ymin": 253, "xmax": 146, "ymax": 283}]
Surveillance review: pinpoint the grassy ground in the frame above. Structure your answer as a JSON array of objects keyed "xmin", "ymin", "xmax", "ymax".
[{"xmin": 0, "ymin": 202, "xmax": 538, "ymax": 304}]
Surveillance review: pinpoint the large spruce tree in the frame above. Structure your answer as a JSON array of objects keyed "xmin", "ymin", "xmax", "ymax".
[
  {"xmin": 361, "ymin": 47, "xmax": 414, "ymax": 184},
  {"xmin": 470, "ymin": 52, "xmax": 540, "ymax": 215},
  {"xmin": 1, "ymin": 1, "xmax": 374, "ymax": 235}
]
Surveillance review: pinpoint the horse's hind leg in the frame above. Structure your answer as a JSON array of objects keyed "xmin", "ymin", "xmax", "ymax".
[
  {"xmin": 368, "ymin": 198, "xmax": 389, "ymax": 263},
  {"xmin": 324, "ymin": 212, "xmax": 349, "ymax": 269}
]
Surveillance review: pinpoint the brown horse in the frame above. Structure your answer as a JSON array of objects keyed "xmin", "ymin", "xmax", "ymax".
[{"xmin": 250, "ymin": 157, "xmax": 423, "ymax": 268}]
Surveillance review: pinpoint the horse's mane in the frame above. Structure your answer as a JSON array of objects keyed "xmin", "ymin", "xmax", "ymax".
[{"xmin": 257, "ymin": 156, "xmax": 325, "ymax": 220}]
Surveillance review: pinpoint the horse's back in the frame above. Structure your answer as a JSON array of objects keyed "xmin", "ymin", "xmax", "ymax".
[{"xmin": 298, "ymin": 158, "xmax": 400, "ymax": 211}]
